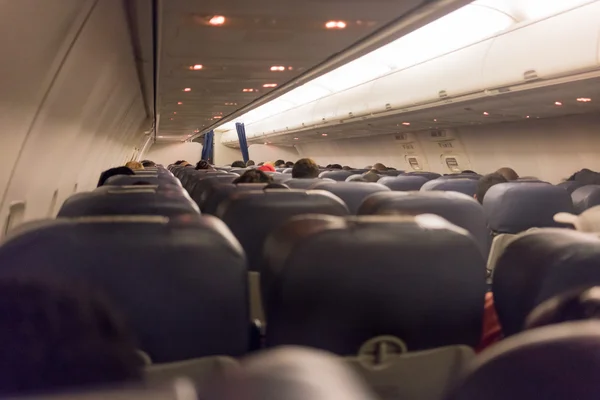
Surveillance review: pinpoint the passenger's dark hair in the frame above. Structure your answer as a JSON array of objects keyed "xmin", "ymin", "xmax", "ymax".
[
  {"xmin": 174, "ymin": 160, "xmax": 185, "ymax": 165},
  {"xmin": 246, "ymin": 160, "xmax": 256, "ymax": 167},
  {"xmin": 0, "ymin": 280, "xmax": 142, "ymax": 396},
  {"xmin": 475, "ymin": 173, "xmax": 508, "ymax": 204},
  {"xmin": 462, "ymin": 170, "xmax": 477, "ymax": 174},
  {"xmin": 231, "ymin": 161, "xmax": 247, "ymax": 168},
  {"xmin": 362, "ymin": 171, "xmax": 381, "ymax": 182},
  {"xmin": 195, "ymin": 160, "xmax": 214, "ymax": 170},
  {"xmin": 274, "ymin": 160, "xmax": 286, "ymax": 167},
  {"xmin": 372, "ymin": 163, "xmax": 387, "ymax": 172},
  {"xmin": 233, "ymin": 170, "xmax": 273, "ymax": 184},
  {"xmin": 285, "ymin": 161, "xmax": 294, "ymax": 168},
  {"xmin": 140, "ymin": 160, "xmax": 156, "ymax": 168},
  {"xmin": 264, "ymin": 183, "xmax": 290, "ymax": 190},
  {"xmin": 526, "ymin": 286, "xmax": 600, "ymax": 330},
  {"xmin": 97, "ymin": 167, "xmax": 135, "ymax": 187},
  {"xmin": 342, "ymin": 166, "xmax": 352, "ymax": 171},
  {"xmin": 329, "ymin": 164, "xmax": 342, "ymax": 170},
  {"xmin": 292, "ymin": 158, "xmax": 320, "ymax": 179}
]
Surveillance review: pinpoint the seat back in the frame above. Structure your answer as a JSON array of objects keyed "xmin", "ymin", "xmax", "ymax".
[
  {"xmin": 556, "ymin": 180, "xmax": 586, "ymax": 194},
  {"xmin": 262, "ymin": 214, "xmax": 487, "ymax": 354},
  {"xmin": 403, "ymin": 172, "xmax": 441, "ymax": 181},
  {"xmin": 319, "ymin": 170, "xmax": 354, "ymax": 181},
  {"xmin": 201, "ymin": 184, "xmax": 267, "ymax": 215},
  {"xmin": 310, "ymin": 182, "xmax": 391, "ymax": 214},
  {"xmin": 421, "ymin": 179, "xmax": 479, "ymax": 197},
  {"xmin": 358, "ymin": 191, "xmax": 490, "ymax": 258},
  {"xmin": 571, "ymin": 185, "xmax": 600, "ymax": 214},
  {"xmin": 285, "ymin": 178, "xmax": 331, "ymax": 189},
  {"xmin": 378, "ymin": 176, "xmax": 429, "ymax": 191},
  {"xmin": 0, "ymin": 216, "xmax": 248, "ymax": 363},
  {"xmin": 189, "ymin": 175, "xmax": 238, "ymax": 208}
]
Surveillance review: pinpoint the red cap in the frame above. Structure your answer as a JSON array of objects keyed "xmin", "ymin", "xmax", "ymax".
[{"xmin": 258, "ymin": 164, "xmax": 276, "ymax": 172}]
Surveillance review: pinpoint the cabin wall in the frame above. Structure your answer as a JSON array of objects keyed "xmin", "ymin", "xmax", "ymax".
[
  {"xmin": 214, "ymin": 133, "xmax": 243, "ymax": 166},
  {"xmin": 145, "ymin": 142, "xmax": 203, "ymax": 167},
  {"xmin": 0, "ymin": 0, "xmax": 147, "ymax": 237},
  {"xmin": 296, "ymin": 114, "xmax": 600, "ymax": 183}
]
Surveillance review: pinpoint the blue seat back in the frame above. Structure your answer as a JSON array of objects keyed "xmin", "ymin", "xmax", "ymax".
[
  {"xmin": 421, "ymin": 179, "xmax": 479, "ymax": 197},
  {"xmin": 310, "ymin": 182, "xmax": 391, "ymax": 214},
  {"xmin": 378, "ymin": 176, "xmax": 429, "ymax": 191}
]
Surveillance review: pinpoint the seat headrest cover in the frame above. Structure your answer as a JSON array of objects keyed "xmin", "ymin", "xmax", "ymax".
[
  {"xmin": 0, "ymin": 215, "xmax": 248, "ymax": 363},
  {"xmin": 525, "ymin": 286, "xmax": 600, "ymax": 330},
  {"xmin": 483, "ymin": 182, "xmax": 574, "ymax": 233},
  {"xmin": 309, "ymin": 182, "xmax": 390, "ymax": 214},
  {"xmin": 201, "ymin": 184, "xmax": 266, "ymax": 215},
  {"xmin": 262, "ymin": 214, "xmax": 486, "ymax": 354},
  {"xmin": 556, "ymin": 180, "xmax": 586, "ymax": 194},
  {"xmin": 420, "ymin": 179, "xmax": 479, "ymax": 197},
  {"xmin": 492, "ymin": 228, "xmax": 600, "ymax": 336},
  {"xmin": 378, "ymin": 176, "xmax": 429, "ymax": 191},
  {"xmin": 402, "ymin": 172, "xmax": 441, "ymax": 180},
  {"xmin": 571, "ymin": 185, "xmax": 600, "ymax": 214},
  {"xmin": 285, "ymin": 178, "xmax": 331, "ymax": 189},
  {"xmin": 318, "ymin": 171, "xmax": 354, "ymax": 181},
  {"xmin": 444, "ymin": 321, "xmax": 600, "ymax": 400}
]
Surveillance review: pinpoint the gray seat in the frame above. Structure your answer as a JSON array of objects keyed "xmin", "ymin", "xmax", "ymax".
[
  {"xmin": 403, "ymin": 172, "xmax": 441, "ymax": 181},
  {"xmin": 201, "ymin": 183, "xmax": 267, "ymax": 215},
  {"xmin": 571, "ymin": 185, "xmax": 600, "ymax": 214},
  {"xmin": 189, "ymin": 175, "xmax": 238, "ymax": 208},
  {"xmin": 284, "ymin": 178, "xmax": 334, "ymax": 189},
  {"xmin": 421, "ymin": 179, "xmax": 479, "ymax": 197},
  {"xmin": 556, "ymin": 180, "xmax": 586, "ymax": 194},
  {"xmin": 319, "ymin": 170, "xmax": 355, "ymax": 181},
  {"xmin": 378, "ymin": 176, "xmax": 429, "ymax": 191},
  {"xmin": 310, "ymin": 182, "xmax": 391, "ymax": 214}
]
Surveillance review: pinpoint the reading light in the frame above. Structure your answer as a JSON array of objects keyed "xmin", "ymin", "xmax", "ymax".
[
  {"xmin": 526, "ymin": 115, "xmax": 530, "ymax": 118},
  {"xmin": 321, "ymin": 133, "xmax": 328, "ymax": 136},
  {"xmin": 483, "ymin": 112, "xmax": 489, "ymax": 115},
  {"xmin": 402, "ymin": 122, "xmax": 411, "ymax": 126},
  {"xmin": 173, "ymin": 112, "xmax": 177, "ymax": 115},
  {"xmin": 263, "ymin": 83, "xmax": 278, "ymax": 88},
  {"xmin": 433, "ymin": 119, "xmax": 437, "ymax": 122},
  {"xmin": 213, "ymin": 116, "xmax": 223, "ymax": 119},
  {"xmin": 555, "ymin": 101, "xmax": 563, "ymax": 106},
  {"xmin": 177, "ymin": 102, "xmax": 183, "ymax": 105},
  {"xmin": 169, "ymin": 118, "xmax": 174, "ymax": 121},
  {"xmin": 183, "ymin": 88, "xmax": 191, "ymax": 92},
  {"xmin": 326, "ymin": 20, "xmax": 346, "ymax": 29},
  {"xmin": 294, "ymin": 137, "xmax": 299, "ymax": 140},
  {"xmin": 270, "ymin": 66, "xmax": 285, "ymax": 71},
  {"xmin": 190, "ymin": 64, "xmax": 203, "ymax": 70},
  {"xmin": 194, "ymin": 129, "xmax": 200, "ymax": 133},
  {"xmin": 242, "ymin": 88, "xmax": 256, "ymax": 92},
  {"xmin": 577, "ymin": 98, "xmax": 592, "ymax": 102},
  {"xmin": 209, "ymin": 16, "xmax": 226, "ymax": 26}
]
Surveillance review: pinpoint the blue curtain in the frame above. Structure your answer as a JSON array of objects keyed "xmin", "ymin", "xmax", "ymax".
[
  {"xmin": 201, "ymin": 130, "xmax": 214, "ymax": 162},
  {"xmin": 235, "ymin": 122, "xmax": 250, "ymax": 163}
]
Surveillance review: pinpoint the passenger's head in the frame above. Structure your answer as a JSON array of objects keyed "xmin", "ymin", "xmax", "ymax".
[
  {"xmin": 258, "ymin": 164, "xmax": 276, "ymax": 173},
  {"xmin": 233, "ymin": 170, "xmax": 273, "ymax": 184},
  {"xmin": 475, "ymin": 173, "xmax": 508, "ymax": 204},
  {"xmin": 462, "ymin": 170, "xmax": 477, "ymax": 174},
  {"xmin": 231, "ymin": 161, "xmax": 247, "ymax": 168},
  {"xmin": 362, "ymin": 171, "xmax": 381, "ymax": 182},
  {"xmin": 264, "ymin": 183, "xmax": 290, "ymax": 190},
  {"xmin": 195, "ymin": 160, "xmax": 214, "ymax": 170},
  {"xmin": 97, "ymin": 167, "xmax": 135, "ymax": 187},
  {"xmin": 292, "ymin": 158, "xmax": 320, "ymax": 179},
  {"xmin": 372, "ymin": 163, "xmax": 387, "ymax": 172},
  {"xmin": 246, "ymin": 160, "xmax": 256, "ymax": 167},
  {"xmin": 329, "ymin": 164, "xmax": 342, "ymax": 170},
  {"xmin": 342, "ymin": 166, "xmax": 352, "ymax": 171},
  {"xmin": 0, "ymin": 280, "xmax": 142, "ymax": 396},
  {"xmin": 274, "ymin": 160, "xmax": 286, "ymax": 167},
  {"xmin": 140, "ymin": 160, "xmax": 156, "ymax": 168},
  {"xmin": 125, "ymin": 161, "xmax": 144, "ymax": 171},
  {"xmin": 174, "ymin": 160, "xmax": 185, "ymax": 166},
  {"xmin": 285, "ymin": 161, "xmax": 294, "ymax": 168},
  {"xmin": 496, "ymin": 167, "xmax": 519, "ymax": 181}
]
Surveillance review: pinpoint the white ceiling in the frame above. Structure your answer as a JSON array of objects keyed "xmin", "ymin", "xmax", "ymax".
[{"xmin": 153, "ymin": 0, "xmax": 471, "ymax": 141}]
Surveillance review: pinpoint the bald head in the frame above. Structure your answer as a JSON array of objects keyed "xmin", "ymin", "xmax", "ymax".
[{"xmin": 496, "ymin": 167, "xmax": 519, "ymax": 181}]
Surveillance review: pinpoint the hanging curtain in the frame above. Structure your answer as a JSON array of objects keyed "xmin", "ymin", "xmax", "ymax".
[
  {"xmin": 201, "ymin": 130, "xmax": 214, "ymax": 162},
  {"xmin": 235, "ymin": 122, "xmax": 250, "ymax": 163}
]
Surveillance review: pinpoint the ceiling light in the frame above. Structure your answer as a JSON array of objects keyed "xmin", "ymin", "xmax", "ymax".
[
  {"xmin": 526, "ymin": 115, "xmax": 530, "ymax": 119},
  {"xmin": 209, "ymin": 16, "xmax": 226, "ymax": 26},
  {"xmin": 242, "ymin": 88, "xmax": 257, "ymax": 92},
  {"xmin": 263, "ymin": 83, "xmax": 278, "ymax": 88},
  {"xmin": 402, "ymin": 122, "xmax": 411, "ymax": 126},
  {"xmin": 173, "ymin": 112, "xmax": 177, "ymax": 114},
  {"xmin": 187, "ymin": 134, "xmax": 192, "ymax": 137},
  {"xmin": 158, "ymin": 136, "xmax": 164, "ymax": 138},
  {"xmin": 555, "ymin": 101, "xmax": 563, "ymax": 106},
  {"xmin": 169, "ymin": 118, "xmax": 174, "ymax": 120},
  {"xmin": 194, "ymin": 129, "xmax": 200, "ymax": 133},
  {"xmin": 177, "ymin": 102, "xmax": 183, "ymax": 105},
  {"xmin": 433, "ymin": 119, "xmax": 437, "ymax": 122},
  {"xmin": 294, "ymin": 137, "xmax": 299, "ymax": 140},
  {"xmin": 326, "ymin": 20, "xmax": 347, "ymax": 29},
  {"xmin": 213, "ymin": 116, "xmax": 223, "ymax": 119},
  {"xmin": 483, "ymin": 112, "xmax": 489, "ymax": 115},
  {"xmin": 183, "ymin": 88, "xmax": 191, "ymax": 92},
  {"xmin": 270, "ymin": 66, "xmax": 285, "ymax": 72},
  {"xmin": 321, "ymin": 133, "xmax": 328, "ymax": 136},
  {"xmin": 190, "ymin": 64, "xmax": 203, "ymax": 70},
  {"xmin": 224, "ymin": 102, "xmax": 237, "ymax": 106},
  {"xmin": 577, "ymin": 98, "xmax": 592, "ymax": 102}
]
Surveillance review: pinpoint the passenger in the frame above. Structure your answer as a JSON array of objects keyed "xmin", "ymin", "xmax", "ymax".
[
  {"xmin": 246, "ymin": 160, "xmax": 256, "ymax": 167},
  {"xmin": 97, "ymin": 167, "xmax": 134, "ymax": 187},
  {"xmin": 362, "ymin": 170, "xmax": 381, "ymax": 182},
  {"xmin": 233, "ymin": 170, "xmax": 273, "ymax": 184},
  {"xmin": 285, "ymin": 161, "xmax": 295, "ymax": 168},
  {"xmin": 141, "ymin": 160, "xmax": 156, "ymax": 168},
  {"xmin": 173, "ymin": 160, "xmax": 186, "ymax": 166},
  {"xmin": 231, "ymin": 160, "xmax": 247, "ymax": 168},
  {"xmin": 258, "ymin": 164, "xmax": 276, "ymax": 173},
  {"xmin": 566, "ymin": 168, "xmax": 600, "ymax": 185},
  {"xmin": 372, "ymin": 163, "xmax": 387, "ymax": 172},
  {"xmin": 195, "ymin": 160, "xmax": 215, "ymax": 170},
  {"xmin": 474, "ymin": 173, "xmax": 508, "ymax": 204},
  {"xmin": 462, "ymin": 170, "xmax": 478, "ymax": 174},
  {"xmin": 496, "ymin": 167, "xmax": 519, "ymax": 181},
  {"xmin": 274, "ymin": 160, "xmax": 286, "ymax": 168},
  {"xmin": 292, "ymin": 158, "xmax": 320, "ymax": 179},
  {"xmin": 0, "ymin": 280, "xmax": 142, "ymax": 396},
  {"xmin": 342, "ymin": 166, "xmax": 352, "ymax": 170},
  {"xmin": 330, "ymin": 164, "xmax": 343, "ymax": 170},
  {"xmin": 125, "ymin": 161, "xmax": 144, "ymax": 171},
  {"xmin": 258, "ymin": 162, "xmax": 265, "ymax": 166}
]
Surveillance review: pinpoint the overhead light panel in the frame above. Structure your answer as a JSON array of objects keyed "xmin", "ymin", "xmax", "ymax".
[
  {"xmin": 483, "ymin": 112, "xmax": 489, "ymax": 115},
  {"xmin": 183, "ymin": 88, "xmax": 191, "ymax": 92},
  {"xmin": 321, "ymin": 133, "xmax": 328, "ymax": 136},
  {"xmin": 270, "ymin": 66, "xmax": 286, "ymax": 71},
  {"xmin": 242, "ymin": 88, "xmax": 257, "ymax": 92},
  {"xmin": 294, "ymin": 137, "xmax": 299, "ymax": 140},
  {"xmin": 224, "ymin": 102, "xmax": 238, "ymax": 106},
  {"xmin": 325, "ymin": 20, "xmax": 347, "ymax": 29},
  {"xmin": 209, "ymin": 15, "xmax": 226, "ymax": 26},
  {"xmin": 194, "ymin": 129, "xmax": 200, "ymax": 133},
  {"xmin": 577, "ymin": 98, "xmax": 592, "ymax": 102},
  {"xmin": 190, "ymin": 64, "xmax": 203, "ymax": 70},
  {"xmin": 402, "ymin": 122, "xmax": 411, "ymax": 126},
  {"xmin": 263, "ymin": 83, "xmax": 278, "ymax": 88},
  {"xmin": 555, "ymin": 101, "xmax": 563, "ymax": 106},
  {"xmin": 213, "ymin": 116, "xmax": 223, "ymax": 119}
]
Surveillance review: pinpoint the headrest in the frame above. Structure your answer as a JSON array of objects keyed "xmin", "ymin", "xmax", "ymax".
[
  {"xmin": 554, "ymin": 205, "xmax": 600, "ymax": 233},
  {"xmin": 282, "ymin": 168, "xmax": 293, "ymax": 174},
  {"xmin": 493, "ymin": 228, "xmax": 600, "ymax": 336},
  {"xmin": 270, "ymin": 173, "xmax": 292, "ymax": 183},
  {"xmin": 420, "ymin": 179, "xmax": 479, "ymax": 197},
  {"xmin": 439, "ymin": 174, "xmax": 481, "ymax": 180},
  {"xmin": 216, "ymin": 190, "xmax": 348, "ymax": 271},
  {"xmin": 525, "ymin": 286, "xmax": 600, "ymax": 330},
  {"xmin": 358, "ymin": 191, "xmax": 490, "ymax": 258},
  {"xmin": 310, "ymin": 182, "xmax": 390, "ymax": 214},
  {"xmin": 444, "ymin": 321, "xmax": 600, "ymax": 400},
  {"xmin": 402, "ymin": 172, "xmax": 441, "ymax": 181},
  {"xmin": 189, "ymin": 175, "xmax": 238, "ymax": 207},
  {"xmin": 285, "ymin": 178, "xmax": 333, "ymax": 189},
  {"xmin": 345, "ymin": 174, "xmax": 365, "ymax": 182},
  {"xmin": 104, "ymin": 175, "xmax": 180, "ymax": 187},
  {"xmin": 483, "ymin": 182, "xmax": 574, "ymax": 233},
  {"xmin": 556, "ymin": 180, "xmax": 586, "ymax": 194},
  {"xmin": 57, "ymin": 189, "xmax": 199, "ymax": 218},
  {"xmin": 571, "ymin": 185, "xmax": 600, "ymax": 214},
  {"xmin": 378, "ymin": 176, "xmax": 429, "ymax": 191},
  {"xmin": 0, "ymin": 216, "xmax": 248, "ymax": 362},
  {"xmin": 262, "ymin": 214, "xmax": 486, "ymax": 354},
  {"xmin": 201, "ymin": 184, "xmax": 267, "ymax": 215},
  {"xmin": 318, "ymin": 171, "xmax": 354, "ymax": 181},
  {"xmin": 185, "ymin": 172, "xmax": 234, "ymax": 193},
  {"xmin": 377, "ymin": 170, "xmax": 404, "ymax": 177}
]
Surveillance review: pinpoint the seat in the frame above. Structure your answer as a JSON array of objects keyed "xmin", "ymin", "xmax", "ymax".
[
  {"xmin": 0, "ymin": 215, "xmax": 249, "ymax": 363},
  {"xmin": 439, "ymin": 174, "xmax": 481, "ymax": 180},
  {"xmin": 105, "ymin": 175, "xmax": 181, "ymax": 187},
  {"xmin": 262, "ymin": 214, "xmax": 487, "ymax": 354},
  {"xmin": 403, "ymin": 172, "xmax": 441, "ymax": 180},
  {"xmin": 358, "ymin": 191, "xmax": 490, "ymax": 258},
  {"xmin": 571, "ymin": 185, "xmax": 600, "ymax": 214},
  {"xmin": 556, "ymin": 180, "xmax": 586, "ymax": 194},
  {"xmin": 57, "ymin": 186, "xmax": 199, "ymax": 218},
  {"xmin": 421, "ymin": 179, "xmax": 479, "ymax": 197},
  {"xmin": 483, "ymin": 182, "xmax": 575, "ymax": 272},
  {"xmin": 202, "ymin": 183, "xmax": 267, "ymax": 215},
  {"xmin": 378, "ymin": 176, "xmax": 429, "ymax": 191},
  {"xmin": 310, "ymin": 182, "xmax": 391, "ymax": 214},
  {"xmin": 444, "ymin": 321, "xmax": 600, "ymax": 400},
  {"xmin": 525, "ymin": 286, "xmax": 600, "ymax": 330},
  {"xmin": 492, "ymin": 228, "xmax": 600, "ymax": 336},
  {"xmin": 268, "ymin": 173, "xmax": 293, "ymax": 183},
  {"xmin": 378, "ymin": 170, "xmax": 405, "ymax": 177},
  {"xmin": 185, "ymin": 171, "xmax": 233, "ymax": 194},
  {"xmin": 189, "ymin": 175, "xmax": 238, "ymax": 208},
  {"xmin": 284, "ymin": 178, "xmax": 334, "ymax": 189},
  {"xmin": 319, "ymin": 170, "xmax": 354, "ymax": 181},
  {"xmin": 282, "ymin": 168, "xmax": 293, "ymax": 174}
]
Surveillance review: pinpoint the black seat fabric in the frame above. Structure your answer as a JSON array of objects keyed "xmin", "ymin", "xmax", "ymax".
[
  {"xmin": 57, "ymin": 187, "xmax": 199, "ymax": 218},
  {"xmin": 310, "ymin": 182, "xmax": 391, "ymax": 214},
  {"xmin": 216, "ymin": 190, "xmax": 349, "ymax": 272},
  {"xmin": 202, "ymin": 184, "xmax": 267, "ymax": 215},
  {"xmin": 358, "ymin": 191, "xmax": 490, "ymax": 258},
  {"xmin": 439, "ymin": 174, "xmax": 481, "ymax": 180},
  {"xmin": 483, "ymin": 182, "xmax": 575, "ymax": 234},
  {"xmin": 262, "ymin": 214, "xmax": 487, "ymax": 354},
  {"xmin": 105, "ymin": 175, "xmax": 179, "ymax": 187},
  {"xmin": 318, "ymin": 171, "xmax": 354, "ymax": 181},
  {"xmin": 378, "ymin": 176, "xmax": 429, "ymax": 191},
  {"xmin": 0, "ymin": 216, "xmax": 248, "ymax": 362},
  {"xmin": 421, "ymin": 179, "xmax": 479, "ymax": 197},
  {"xmin": 571, "ymin": 185, "xmax": 600, "ymax": 214},
  {"xmin": 556, "ymin": 180, "xmax": 586, "ymax": 194},
  {"xmin": 403, "ymin": 172, "xmax": 441, "ymax": 181},
  {"xmin": 493, "ymin": 229, "xmax": 600, "ymax": 336},
  {"xmin": 185, "ymin": 172, "xmax": 233, "ymax": 194},
  {"xmin": 444, "ymin": 321, "xmax": 600, "ymax": 400},
  {"xmin": 285, "ymin": 178, "xmax": 331, "ymax": 189},
  {"xmin": 189, "ymin": 175, "xmax": 238, "ymax": 208}
]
